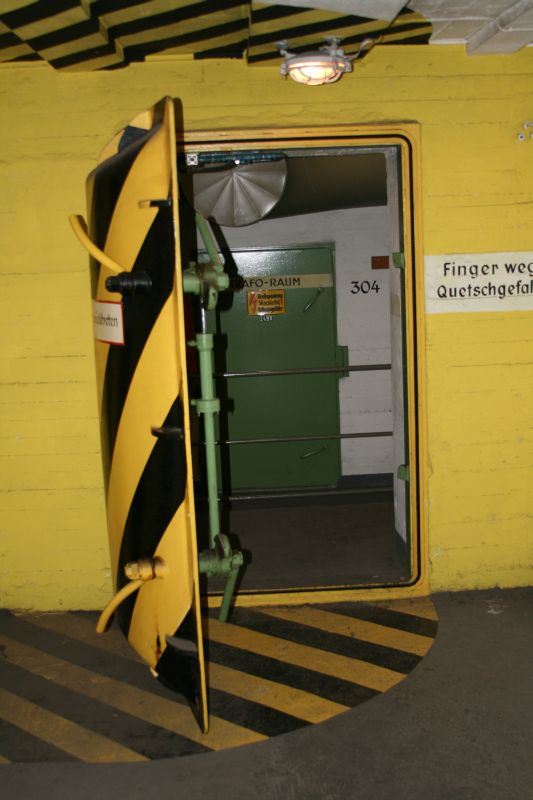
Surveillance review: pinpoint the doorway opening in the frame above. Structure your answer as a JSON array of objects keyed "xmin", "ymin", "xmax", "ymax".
[{"xmin": 178, "ymin": 127, "xmax": 422, "ymax": 600}]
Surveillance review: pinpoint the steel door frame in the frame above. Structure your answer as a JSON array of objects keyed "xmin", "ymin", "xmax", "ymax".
[{"xmin": 178, "ymin": 123, "xmax": 428, "ymax": 607}]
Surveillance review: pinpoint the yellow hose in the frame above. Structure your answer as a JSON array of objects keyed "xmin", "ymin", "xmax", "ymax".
[
  {"xmin": 96, "ymin": 579, "xmax": 144, "ymax": 633},
  {"xmin": 68, "ymin": 214, "xmax": 123, "ymax": 275}
]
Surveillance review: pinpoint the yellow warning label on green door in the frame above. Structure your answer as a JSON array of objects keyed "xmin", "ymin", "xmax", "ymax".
[{"xmin": 247, "ymin": 289, "xmax": 285, "ymax": 316}]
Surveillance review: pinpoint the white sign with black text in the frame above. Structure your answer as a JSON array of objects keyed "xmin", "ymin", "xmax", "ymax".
[
  {"xmin": 425, "ymin": 252, "xmax": 533, "ymax": 314},
  {"xmin": 93, "ymin": 300, "xmax": 125, "ymax": 345}
]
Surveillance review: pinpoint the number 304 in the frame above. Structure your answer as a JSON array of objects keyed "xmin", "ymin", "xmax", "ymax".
[{"xmin": 350, "ymin": 280, "xmax": 380, "ymax": 295}]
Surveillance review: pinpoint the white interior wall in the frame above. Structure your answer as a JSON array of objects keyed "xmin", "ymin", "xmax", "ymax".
[{"xmin": 218, "ymin": 206, "xmax": 393, "ymax": 475}]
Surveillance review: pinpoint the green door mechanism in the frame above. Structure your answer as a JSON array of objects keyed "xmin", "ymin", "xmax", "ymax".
[{"xmin": 184, "ymin": 213, "xmax": 243, "ymax": 623}]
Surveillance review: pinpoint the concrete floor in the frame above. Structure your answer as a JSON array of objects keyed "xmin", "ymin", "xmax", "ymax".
[
  {"xmin": 1, "ymin": 587, "xmax": 532, "ymax": 799},
  {"xmin": 200, "ymin": 491, "xmax": 409, "ymax": 592}
]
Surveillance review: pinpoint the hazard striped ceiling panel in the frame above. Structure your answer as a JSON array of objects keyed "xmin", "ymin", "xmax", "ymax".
[
  {"xmin": 0, "ymin": 0, "xmax": 431, "ymax": 71},
  {"xmin": 247, "ymin": 2, "xmax": 431, "ymax": 64}
]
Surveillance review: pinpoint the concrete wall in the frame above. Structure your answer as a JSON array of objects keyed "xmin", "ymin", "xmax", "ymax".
[{"xmin": 1, "ymin": 45, "xmax": 532, "ymax": 608}]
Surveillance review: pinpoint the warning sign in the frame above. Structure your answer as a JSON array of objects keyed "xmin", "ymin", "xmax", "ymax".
[
  {"xmin": 93, "ymin": 300, "xmax": 125, "ymax": 345},
  {"xmin": 425, "ymin": 252, "xmax": 533, "ymax": 314},
  {"xmin": 247, "ymin": 289, "xmax": 285, "ymax": 316}
]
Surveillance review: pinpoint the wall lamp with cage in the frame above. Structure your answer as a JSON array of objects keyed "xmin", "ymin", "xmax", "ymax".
[{"xmin": 278, "ymin": 36, "xmax": 378, "ymax": 85}]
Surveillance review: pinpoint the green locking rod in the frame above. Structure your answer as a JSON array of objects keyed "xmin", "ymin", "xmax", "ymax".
[
  {"xmin": 218, "ymin": 557, "xmax": 242, "ymax": 623},
  {"xmin": 194, "ymin": 332, "xmax": 220, "ymax": 547},
  {"xmin": 195, "ymin": 213, "xmax": 223, "ymax": 272}
]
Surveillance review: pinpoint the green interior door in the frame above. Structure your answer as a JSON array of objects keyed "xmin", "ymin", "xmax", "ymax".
[{"xmin": 207, "ymin": 245, "xmax": 345, "ymax": 491}]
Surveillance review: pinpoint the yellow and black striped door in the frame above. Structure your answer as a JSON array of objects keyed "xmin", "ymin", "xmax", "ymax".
[{"xmin": 82, "ymin": 98, "xmax": 207, "ymax": 732}]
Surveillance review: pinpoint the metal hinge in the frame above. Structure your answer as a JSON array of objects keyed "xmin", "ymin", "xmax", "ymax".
[
  {"xmin": 397, "ymin": 464, "xmax": 410, "ymax": 481},
  {"xmin": 335, "ymin": 345, "xmax": 350, "ymax": 378}
]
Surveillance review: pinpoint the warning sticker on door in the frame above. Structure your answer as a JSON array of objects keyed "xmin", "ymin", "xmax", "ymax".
[
  {"xmin": 247, "ymin": 289, "xmax": 285, "ymax": 316},
  {"xmin": 93, "ymin": 300, "xmax": 125, "ymax": 345}
]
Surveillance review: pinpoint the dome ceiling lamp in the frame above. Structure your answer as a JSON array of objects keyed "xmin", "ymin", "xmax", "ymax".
[{"xmin": 278, "ymin": 36, "xmax": 378, "ymax": 85}]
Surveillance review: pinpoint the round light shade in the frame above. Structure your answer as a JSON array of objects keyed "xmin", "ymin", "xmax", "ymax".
[
  {"xmin": 280, "ymin": 44, "xmax": 353, "ymax": 85},
  {"xmin": 185, "ymin": 159, "xmax": 288, "ymax": 227},
  {"xmin": 284, "ymin": 54, "xmax": 350, "ymax": 85}
]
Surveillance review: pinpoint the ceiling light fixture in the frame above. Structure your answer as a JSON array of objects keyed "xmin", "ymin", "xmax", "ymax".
[{"xmin": 278, "ymin": 36, "xmax": 376, "ymax": 85}]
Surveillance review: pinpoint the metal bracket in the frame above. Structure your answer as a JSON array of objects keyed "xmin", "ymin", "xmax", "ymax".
[
  {"xmin": 198, "ymin": 535, "xmax": 244, "ymax": 623},
  {"xmin": 191, "ymin": 397, "xmax": 220, "ymax": 415},
  {"xmin": 397, "ymin": 464, "xmax": 410, "ymax": 481},
  {"xmin": 151, "ymin": 426, "xmax": 184, "ymax": 440},
  {"xmin": 183, "ymin": 263, "xmax": 229, "ymax": 310},
  {"xmin": 335, "ymin": 344, "xmax": 350, "ymax": 379},
  {"xmin": 392, "ymin": 252, "xmax": 405, "ymax": 269}
]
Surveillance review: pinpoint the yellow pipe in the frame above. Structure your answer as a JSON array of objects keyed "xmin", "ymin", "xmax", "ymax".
[
  {"xmin": 68, "ymin": 214, "xmax": 123, "ymax": 275},
  {"xmin": 96, "ymin": 579, "xmax": 144, "ymax": 633}
]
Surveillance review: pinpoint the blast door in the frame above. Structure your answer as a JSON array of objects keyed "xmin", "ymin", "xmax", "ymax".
[
  {"xmin": 208, "ymin": 245, "xmax": 346, "ymax": 491},
  {"xmin": 70, "ymin": 98, "xmax": 208, "ymax": 731}
]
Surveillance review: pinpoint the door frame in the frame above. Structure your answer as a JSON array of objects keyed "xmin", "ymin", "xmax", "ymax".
[{"xmin": 178, "ymin": 122, "xmax": 428, "ymax": 605}]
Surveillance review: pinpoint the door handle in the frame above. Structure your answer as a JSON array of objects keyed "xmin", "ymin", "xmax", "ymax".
[
  {"xmin": 303, "ymin": 287, "xmax": 324, "ymax": 313},
  {"xmin": 69, "ymin": 214, "xmax": 123, "ymax": 275},
  {"xmin": 300, "ymin": 445, "xmax": 327, "ymax": 459}
]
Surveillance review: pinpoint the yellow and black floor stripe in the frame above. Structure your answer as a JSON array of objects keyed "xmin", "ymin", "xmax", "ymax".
[{"xmin": 0, "ymin": 597, "xmax": 437, "ymax": 763}]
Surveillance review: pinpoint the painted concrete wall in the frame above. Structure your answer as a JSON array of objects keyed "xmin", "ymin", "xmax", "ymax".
[{"xmin": 1, "ymin": 45, "xmax": 532, "ymax": 608}]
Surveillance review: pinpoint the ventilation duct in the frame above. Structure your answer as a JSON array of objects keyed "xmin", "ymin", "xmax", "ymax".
[{"xmin": 180, "ymin": 151, "xmax": 387, "ymax": 227}]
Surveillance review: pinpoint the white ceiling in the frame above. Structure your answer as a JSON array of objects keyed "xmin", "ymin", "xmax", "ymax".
[
  {"xmin": 411, "ymin": 0, "xmax": 533, "ymax": 52},
  {"xmin": 279, "ymin": 0, "xmax": 533, "ymax": 53}
]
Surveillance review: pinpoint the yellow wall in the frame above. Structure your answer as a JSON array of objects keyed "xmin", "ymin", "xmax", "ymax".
[{"xmin": 1, "ymin": 46, "xmax": 532, "ymax": 608}]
